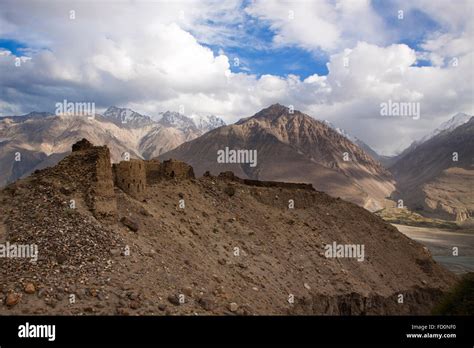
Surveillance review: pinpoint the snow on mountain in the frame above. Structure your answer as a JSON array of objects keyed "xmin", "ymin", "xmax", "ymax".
[
  {"xmin": 153, "ymin": 111, "xmax": 225, "ymax": 133},
  {"xmin": 322, "ymin": 119, "xmax": 389, "ymax": 164},
  {"xmin": 323, "ymin": 120, "xmax": 357, "ymax": 142},
  {"xmin": 103, "ymin": 106, "xmax": 153, "ymax": 127},
  {"xmin": 155, "ymin": 111, "xmax": 197, "ymax": 131},
  {"xmin": 418, "ymin": 112, "xmax": 472, "ymax": 143},
  {"xmin": 401, "ymin": 113, "xmax": 472, "ymax": 152},
  {"xmin": 190, "ymin": 114, "xmax": 226, "ymax": 133},
  {"xmin": 103, "ymin": 107, "xmax": 225, "ymax": 135}
]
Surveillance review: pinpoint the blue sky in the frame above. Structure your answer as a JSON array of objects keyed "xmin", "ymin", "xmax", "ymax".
[
  {"xmin": 0, "ymin": 1, "xmax": 441, "ymax": 79},
  {"xmin": 211, "ymin": 43, "xmax": 329, "ymax": 78},
  {"xmin": 0, "ymin": 39, "xmax": 27, "ymax": 56},
  {"xmin": 0, "ymin": 2, "xmax": 443, "ymax": 80},
  {"xmin": 0, "ymin": 0, "xmax": 472, "ymax": 154},
  {"xmin": 0, "ymin": 26, "xmax": 331, "ymax": 79},
  {"xmin": 200, "ymin": 1, "xmax": 442, "ymax": 78}
]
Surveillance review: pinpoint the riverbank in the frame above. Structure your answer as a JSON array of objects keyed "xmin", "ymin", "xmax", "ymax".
[{"xmin": 394, "ymin": 224, "xmax": 474, "ymax": 274}]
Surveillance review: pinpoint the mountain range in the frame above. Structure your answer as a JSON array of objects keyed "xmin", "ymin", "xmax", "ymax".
[
  {"xmin": 321, "ymin": 120, "xmax": 391, "ymax": 166},
  {"xmin": 390, "ymin": 116, "xmax": 473, "ymax": 221},
  {"xmin": 0, "ymin": 107, "xmax": 225, "ymax": 186},
  {"xmin": 1, "ymin": 104, "xmax": 472, "ymax": 221},
  {"xmin": 321, "ymin": 112, "xmax": 473, "ymax": 221},
  {"xmin": 159, "ymin": 104, "xmax": 396, "ymax": 211}
]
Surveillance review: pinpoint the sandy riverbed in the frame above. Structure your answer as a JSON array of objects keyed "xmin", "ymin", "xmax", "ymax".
[{"xmin": 394, "ymin": 224, "xmax": 474, "ymax": 274}]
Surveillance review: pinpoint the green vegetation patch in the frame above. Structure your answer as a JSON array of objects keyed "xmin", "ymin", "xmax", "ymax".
[
  {"xmin": 432, "ymin": 272, "xmax": 474, "ymax": 315},
  {"xmin": 375, "ymin": 207, "xmax": 459, "ymax": 229}
]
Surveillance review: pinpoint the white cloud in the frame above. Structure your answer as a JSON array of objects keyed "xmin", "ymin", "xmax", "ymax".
[
  {"xmin": 0, "ymin": 0, "xmax": 472, "ymax": 155},
  {"xmin": 245, "ymin": 0, "xmax": 389, "ymax": 52},
  {"xmin": 305, "ymin": 43, "xmax": 473, "ymax": 154},
  {"xmin": 394, "ymin": 0, "xmax": 474, "ymax": 67}
]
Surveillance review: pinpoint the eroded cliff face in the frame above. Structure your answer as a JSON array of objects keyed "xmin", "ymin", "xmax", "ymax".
[{"xmin": 0, "ymin": 139, "xmax": 457, "ymax": 315}]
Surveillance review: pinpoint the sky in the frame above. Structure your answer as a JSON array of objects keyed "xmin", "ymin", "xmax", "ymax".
[{"xmin": 0, "ymin": 0, "xmax": 473, "ymax": 155}]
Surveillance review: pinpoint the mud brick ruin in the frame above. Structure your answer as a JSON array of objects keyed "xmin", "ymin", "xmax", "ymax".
[
  {"xmin": 66, "ymin": 139, "xmax": 314, "ymax": 219},
  {"xmin": 60, "ymin": 138, "xmax": 118, "ymax": 220},
  {"xmin": 216, "ymin": 171, "xmax": 314, "ymax": 190},
  {"xmin": 146, "ymin": 158, "xmax": 195, "ymax": 183},
  {"xmin": 53, "ymin": 139, "xmax": 200, "ymax": 221},
  {"xmin": 111, "ymin": 157, "xmax": 196, "ymax": 200},
  {"xmin": 112, "ymin": 160, "xmax": 146, "ymax": 200}
]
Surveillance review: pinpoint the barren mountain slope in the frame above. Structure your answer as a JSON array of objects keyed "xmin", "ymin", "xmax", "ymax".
[
  {"xmin": 0, "ymin": 114, "xmax": 193, "ymax": 186},
  {"xmin": 160, "ymin": 104, "xmax": 395, "ymax": 211},
  {"xmin": 0, "ymin": 140, "xmax": 456, "ymax": 315},
  {"xmin": 390, "ymin": 118, "xmax": 474, "ymax": 221}
]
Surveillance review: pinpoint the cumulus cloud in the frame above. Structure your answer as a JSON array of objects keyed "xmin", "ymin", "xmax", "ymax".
[
  {"xmin": 0, "ymin": 0, "xmax": 472, "ymax": 155},
  {"xmin": 305, "ymin": 43, "xmax": 473, "ymax": 154},
  {"xmin": 245, "ymin": 0, "xmax": 389, "ymax": 52}
]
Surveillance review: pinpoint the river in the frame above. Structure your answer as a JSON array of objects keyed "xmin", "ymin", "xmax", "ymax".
[{"xmin": 393, "ymin": 224, "xmax": 474, "ymax": 274}]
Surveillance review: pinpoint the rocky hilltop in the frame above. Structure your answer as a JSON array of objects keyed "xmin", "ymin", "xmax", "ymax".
[{"xmin": 0, "ymin": 139, "xmax": 457, "ymax": 315}]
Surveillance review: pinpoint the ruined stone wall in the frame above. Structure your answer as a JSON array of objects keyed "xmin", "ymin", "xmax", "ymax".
[
  {"xmin": 53, "ymin": 139, "xmax": 117, "ymax": 220},
  {"xmin": 161, "ymin": 159, "xmax": 195, "ymax": 180},
  {"xmin": 113, "ymin": 159, "xmax": 146, "ymax": 200},
  {"xmin": 242, "ymin": 178, "xmax": 314, "ymax": 190},
  {"xmin": 217, "ymin": 171, "xmax": 314, "ymax": 190},
  {"xmin": 90, "ymin": 146, "xmax": 118, "ymax": 220},
  {"xmin": 145, "ymin": 159, "xmax": 162, "ymax": 185},
  {"xmin": 145, "ymin": 159, "xmax": 195, "ymax": 184}
]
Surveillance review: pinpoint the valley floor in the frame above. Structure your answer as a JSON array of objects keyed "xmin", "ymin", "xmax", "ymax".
[{"xmin": 394, "ymin": 224, "xmax": 474, "ymax": 274}]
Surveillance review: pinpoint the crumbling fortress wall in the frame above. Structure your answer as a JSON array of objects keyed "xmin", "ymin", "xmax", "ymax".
[
  {"xmin": 145, "ymin": 159, "xmax": 162, "ymax": 184},
  {"xmin": 216, "ymin": 171, "xmax": 314, "ymax": 190},
  {"xmin": 214, "ymin": 171, "xmax": 318, "ymax": 209},
  {"xmin": 64, "ymin": 139, "xmax": 314, "ymax": 213},
  {"xmin": 145, "ymin": 159, "xmax": 195, "ymax": 184},
  {"xmin": 111, "ymin": 158, "xmax": 194, "ymax": 196},
  {"xmin": 55, "ymin": 138, "xmax": 118, "ymax": 220},
  {"xmin": 91, "ymin": 145, "xmax": 118, "ymax": 220},
  {"xmin": 112, "ymin": 160, "xmax": 146, "ymax": 200},
  {"xmin": 161, "ymin": 159, "xmax": 195, "ymax": 180}
]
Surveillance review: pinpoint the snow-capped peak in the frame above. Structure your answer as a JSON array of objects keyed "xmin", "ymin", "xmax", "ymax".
[
  {"xmin": 103, "ymin": 106, "xmax": 226, "ymax": 133},
  {"xmin": 419, "ymin": 112, "xmax": 472, "ymax": 143},
  {"xmin": 323, "ymin": 120, "xmax": 357, "ymax": 142},
  {"xmin": 190, "ymin": 114, "xmax": 226, "ymax": 133},
  {"xmin": 155, "ymin": 111, "xmax": 196, "ymax": 130},
  {"xmin": 103, "ymin": 106, "xmax": 153, "ymax": 126},
  {"xmin": 153, "ymin": 111, "xmax": 226, "ymax": 133}
]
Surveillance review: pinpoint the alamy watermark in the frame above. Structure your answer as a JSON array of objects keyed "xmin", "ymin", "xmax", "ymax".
[
  {"xmin": 18, "ymin": 322, "xmax": 55, "ymax": 341},
  {"xmin": 324, "ymin": 242, "xmax": 365, "ymax": 262},
  {"xmin": 0, "ymin": 242, "xmax": 38, "ymax": 262},
  {"xmin": 380, "ymin": 99, "xmax": 420, "ymax": 120},
  {"xmin": 217, "ymin": 147, "xmax": 257, "ymax": 167},
  {"xmin": 55, "ymin": 99, "xmax": 95, "ymax": 118}
]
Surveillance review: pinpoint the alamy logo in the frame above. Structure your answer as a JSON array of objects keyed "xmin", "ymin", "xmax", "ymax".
[
  {"xmin": 217, "ymin": 147, "xmax": 257, "ymax": 167},
  {"xmin": 55, "ymin": 99, "xmax": 95, "ymax": 118},
  {"xmin": 0, "ymin": 242, "xmax": 38, "ymax": 262},
  {"xmin": 380, "ymin": 99, "xmax": 420, "ymax": 120},
  {"xmin": 18, "ymin": 322, "xmax": 56, "ymax": 341},
  {"xmin": 324, "ymin": 242, "xmax": 365, "ymax": 262}
]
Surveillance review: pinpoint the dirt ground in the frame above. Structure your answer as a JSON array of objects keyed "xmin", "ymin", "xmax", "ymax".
[{"xmin": 0, "ymin": 144, "xmax": 459, "ymax": 315}]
